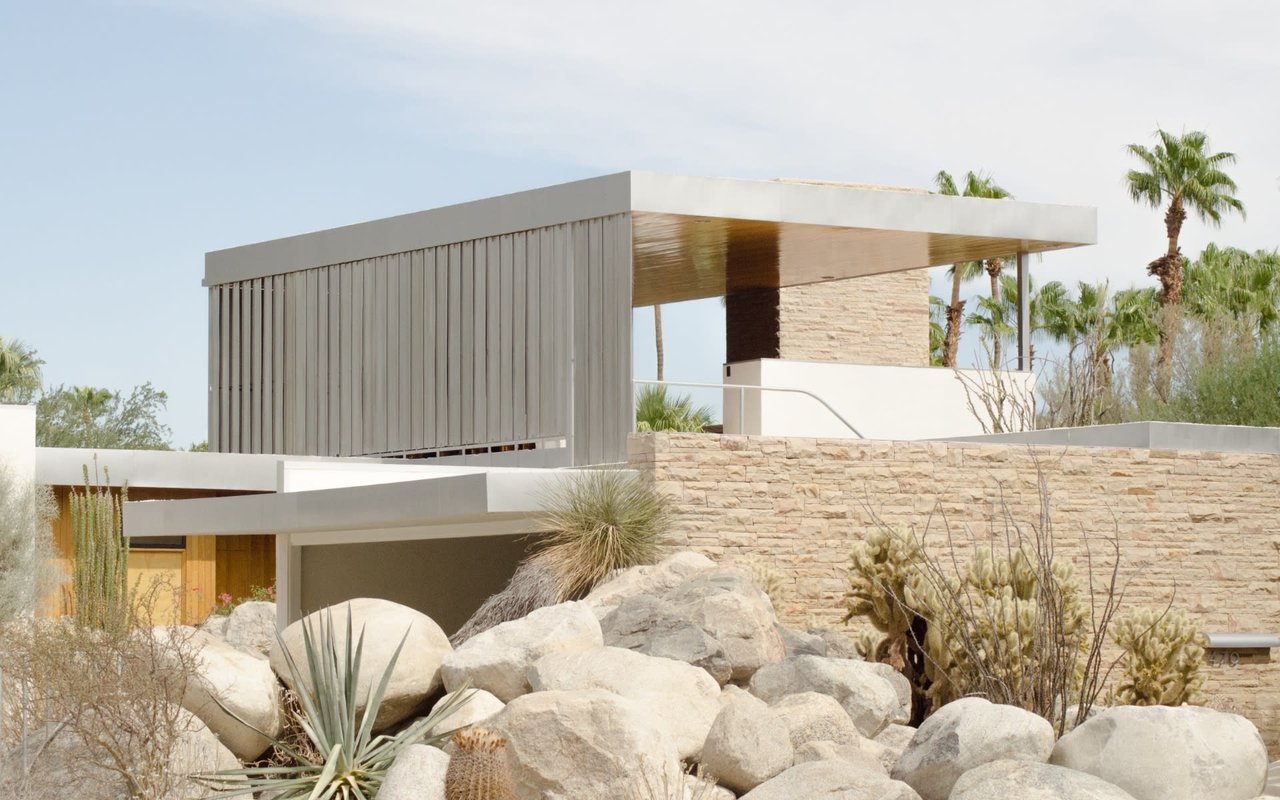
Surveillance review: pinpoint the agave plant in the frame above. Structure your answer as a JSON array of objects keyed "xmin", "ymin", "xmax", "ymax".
[{"xmin": 200, "ymin": 607, "xmax": 470, "ymax": 799}]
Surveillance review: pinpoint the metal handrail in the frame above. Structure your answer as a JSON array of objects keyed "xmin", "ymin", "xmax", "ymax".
[{"xmin": 635, "ymin": 379, "xmax": 864, "ymax": 439}]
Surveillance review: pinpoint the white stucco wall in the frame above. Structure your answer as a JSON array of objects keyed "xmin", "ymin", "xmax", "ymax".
[
  {"xmin": 722, "ymin": 359, "xmax": 1036, "ymax": 440},
  {"xmin": 0, "ymin": 404, "xmax": 36, "ymax": 480}
]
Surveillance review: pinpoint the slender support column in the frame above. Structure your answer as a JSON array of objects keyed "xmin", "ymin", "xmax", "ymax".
[
  {"xmin": 1016, "ymin": 250, "xmax": 1031, "ymax": 371},
  {"xmin": 275, "ymin": 532, "xmax": 302, "ymax": 629}
]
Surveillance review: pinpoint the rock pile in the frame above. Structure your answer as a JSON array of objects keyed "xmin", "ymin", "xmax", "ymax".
[{"xmin": 170, "ymin": 553, "xmax": 1280, "ymax": 799}]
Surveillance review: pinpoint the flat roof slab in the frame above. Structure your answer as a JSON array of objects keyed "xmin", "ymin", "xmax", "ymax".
[{"xmin": 206, "ymin": 172, "xmax": 1097, "ymax": 307}]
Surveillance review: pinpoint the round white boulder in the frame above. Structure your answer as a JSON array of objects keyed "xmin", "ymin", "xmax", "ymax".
[
  {"xmin": 891, "ymin": 697, "xmax": 1055, "ymax": 800},
  {"xmin": 1050, "ymin": 705, "xmax": 1269, "ymax": 800},
  {"xmin": 440, "ymin": 601, "xmax": 602, "ymax": 702},
  {"xmin": 748, "ymin": 655, "xmax": 901, "ymax": 737},
  {"xmin": 951, "ymin": 759, "xmax": 1138, "ymax": 800},
  {"xmin": 527, "ymin": 645, "xmax": 721, "ymax": 760},
  {"xmin": 700, "ymin": 691, "xmax": 795, "ymax": 794},
  {"xmin": 269, "ymin": 598, "xmax": 452, "ymax": 731}
]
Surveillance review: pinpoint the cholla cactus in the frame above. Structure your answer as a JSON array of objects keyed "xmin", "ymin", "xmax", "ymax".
[
  {"xmin": 445, "ymin": 727, "xmax": 516, "ymax": 800},
  {"xmin": 846, "ymin": 528, "xmax": 1089, "ymax": 722},
  {"xmin": 1110, "ymin": 607, "xmax": 1205, "ymax": 706}
]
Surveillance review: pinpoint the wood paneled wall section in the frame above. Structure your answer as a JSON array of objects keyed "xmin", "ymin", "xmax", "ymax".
[
  {"xmin": 216, "ymin": 534, "xmax": 276, "ymax": 604},
  {"xmin": 42, "ymin": 487, "xmax": 268, "ymax": 625},
  {"xmin": 208, "ymin": 214, "xmax": 633, "ymax": 464}
]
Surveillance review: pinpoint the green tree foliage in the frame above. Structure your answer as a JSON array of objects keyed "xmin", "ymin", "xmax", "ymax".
[
  {"xmin": 635, "ymin": 385, "xmax": 713, "ymax": 433},
  {"xmin": 934, "ymin": 170, "xmax": 1012, "ymax": 367},
  {"xmin": 1155, "ymin": 326, "xmax": 1280, "ymax": 427},
  {"xmin": 928, "ymin": 296, "xmax": 946, "ymax": 366},
  {"xmin": 0, "ymin": 336, "xmax": 43, "ymax": 405},
  {"xmin": 1183, "ymin": 244, "xmax": 1280, "ymax": 335},
  {"xmin": 37, "ymin": 382, "xmax": 172, "ymax": 449},
  {"xmin": 1126, "ymin": 129, "xmax": 1244, "ymax": 391}
]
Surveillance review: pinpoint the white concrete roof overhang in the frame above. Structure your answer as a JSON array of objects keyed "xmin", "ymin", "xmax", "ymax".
[
  {"xmin": 205, "ymin": 172, "xmax": 1097, "ymax": 307},
  {"xmin": 122, "ymin": 468, "xmax": 588, "ymax": 546}
]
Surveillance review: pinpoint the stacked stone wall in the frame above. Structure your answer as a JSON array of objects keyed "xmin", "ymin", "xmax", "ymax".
[{"xmin": 630, "ymin": 432, "xmax": 1280, "ymax": 750}]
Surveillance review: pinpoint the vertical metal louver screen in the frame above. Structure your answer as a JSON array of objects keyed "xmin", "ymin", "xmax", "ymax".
[{"xmin": 208, "ymin": 213, "xmax": 631, "ymax": 464}]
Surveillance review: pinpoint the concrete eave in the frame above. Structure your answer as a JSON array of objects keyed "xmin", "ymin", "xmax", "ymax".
[{"xmin": 122, "ymin": 467, "xmax": 589, "ymax": 540}]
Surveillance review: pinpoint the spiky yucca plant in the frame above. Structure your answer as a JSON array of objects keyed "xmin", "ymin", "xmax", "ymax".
[
  {"xmin": 200, "ymin": 608, "xmax": 471, "ymax": 799},
  {"xmin": 532, "ymin": 470, "xmax": 671, "ymax": 601}
]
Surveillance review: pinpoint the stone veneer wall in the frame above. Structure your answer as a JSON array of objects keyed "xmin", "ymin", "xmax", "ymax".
[
  {"xmin": 779, "ymin": 270, "xmax": 930, "ymax": 365},
  {"xmin": 725, "ymin": 270, "xmax": 931, "ymax": 367},
  {"xmin": 629, "ymin": 432, "xmax": 1280, "ymax": 750}
]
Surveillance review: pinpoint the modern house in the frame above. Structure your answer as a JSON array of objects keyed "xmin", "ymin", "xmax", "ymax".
[
  {"xmin": 121, "ymin": 171, "xmax": 1092, "ymax": 628},
  {"xmin": 6, "ymin": 171, "xmax": 1277, "ymax": 745}
]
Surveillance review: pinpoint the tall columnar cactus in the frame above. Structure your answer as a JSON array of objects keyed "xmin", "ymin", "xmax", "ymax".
[
  {"xmin": 445, "ymin": 727, "xmax": 516, "ymax": 800},
  {"xmin": 69, "ymin": 465, "xmax": 129, "ymax": 630},
  {"xmin": 1110, "ymin": 607, "xmax": 1206, "ymax": 706}
]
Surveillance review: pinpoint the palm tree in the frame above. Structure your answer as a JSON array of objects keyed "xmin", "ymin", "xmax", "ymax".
[
  {"xmin": 653, "ymin": 305, "xmax": 664, "ymax": 381},
  {"xmin": 1126, "ymin": 129, "xmax": 1245, "ymax": 389},
  {"xmin": 934, "ymin": 170, "xmax": 1012, "ymax": 367},
  {"xmin": 928, "ymin": 296, "xmax": 946, "ymax": 366},
  {"xmin": 0, "ymin": 337, "xmax": 43, "ymax": 404},
  {"xmin": 634, "ymin": 385, "xmax": 713, "ymax": 432},
  {"xmin": 1184, "ymin": 244, "xmax": 1280, "ymax": 335}
]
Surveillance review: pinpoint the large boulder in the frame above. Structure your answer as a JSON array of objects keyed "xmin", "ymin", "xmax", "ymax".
[
  {"xmin": 527, "ymin": 646, "xmax": 721, "ymax": 760},
  {"xmin": 892, "ymin": 697, "xmax": 1055, "ymax": 800},
  {"xmin": 270, "ymin": 598, "xmax": 452, "ymax": 731},
  {"xmin": 492, "ymin": 689, "xmax": 679, "ymax": 800},
  {"xmin": 748, "ymin": 655, "xmax": 901, "ymax": 737},
  {"xmin": 874, "ymin": 722, "xmax": 917, "ymax": 764},
  {"xmin": 425, "ymin": 688, "xmax": 505, "ymax": 737},
  {"xmin": 667, "ymin": 569, "xmax": 786, "ymax": 681},
  {"xmin": 1050, "ymin": 705, "xmax": 1269, "ymax": 800},
  {"xmin": 777, "ymin": 624, "xmax": 828, "ymax": 657},
  {"xmin": 224, "ymin": 601, "xmax": 277, "ymax": 658},
  {"xmin": 601, "ymin": 594, "xmax": 733, "ymax": 685},
  {"xmin": 583, "ymin": 551, "xmax": 716, "ymax": 616},
  {"xmin": 200, "ymin": 613, "xmax": 229, "ymax": 639},
  {"xmin": 740, "ymin": 760, "xmax": 922, "ymax": 800},
  {"xmin": 794, "ymin": 739, "xmax": 892, "ymax": 775},
  {"xmin": 441, "ymin": 601, "xmax": 602, "ymax": 702},
  {"xmin": 700, "ymin": 692, "xmax": 794, "ymax": 794},
  {"xmin": 156, "ymin": 627, "xmax": 284, "ymax": 761},
  {"xmin": 378, "ymin": 744, "xmax": 448, "ymax": 800},
  {"xmin": 951, "ymin": 759, "xmax": 1138, "ymax": 800},
  {"xmin": 770, "ymin": 691, "xmax": 862, "ymax": 749},
  {"xmin": 864, "ymin": 661, "xmax": 912, "ymax": 724}
]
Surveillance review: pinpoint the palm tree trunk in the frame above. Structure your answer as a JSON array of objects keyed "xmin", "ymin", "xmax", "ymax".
[
  {"xmin": 654, "ymin": 304, "xmax": 665, "ymax": 382},
  {"xmin": 943, "ymin": 265, "xmax": 965, "ymax": 367},
  {"xmin": 1151, "ymin": 196, "xmax": 1187, "ymax": 400},
  {"xmin": 988, "ymin": 258, "xmax": 1004, "ymax": 369}
]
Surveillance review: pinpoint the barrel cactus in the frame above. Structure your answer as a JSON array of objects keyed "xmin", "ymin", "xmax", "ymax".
[{"xmin": 445, "ymin": 727, "xmax": 516, "ymax": 800}]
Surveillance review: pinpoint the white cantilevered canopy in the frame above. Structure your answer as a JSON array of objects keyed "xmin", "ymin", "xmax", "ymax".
[
  {"xmin": 205, "ymin": 171, "xmax": 1097, "ymax": 309},
  {"xmin": 123, "ymin": 464, "xmax": 591, "ymax": 626}
]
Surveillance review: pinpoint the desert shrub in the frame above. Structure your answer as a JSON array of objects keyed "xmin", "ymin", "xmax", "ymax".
[
  {"xmin": 0, "ymin": 466, "xmax": 58, "ymax": 621},
  {"xmin": 452, "ymin": 470, "xmax": 670, "ymax": 644},
  {"xmin": 68, "ymin": 466, "xmax": 128, "ymax": 632},
  {"xmin": 212, "ymin": 583, "xmax": 277, "ymax": 616},
  {"xmin": 1109, "ymin": 606, "xmax": 1206, "ymax": 706},
  {"xmin": 844, "ymin": 479, "xmax": 1122, "ymax": 732},
  {"xmin": 201, "ymin": 607, "xmax": 471, "ymax": 799},
  {"xmin": 0, "ymin": 577, "xmax": 203, "ymax": 800}
]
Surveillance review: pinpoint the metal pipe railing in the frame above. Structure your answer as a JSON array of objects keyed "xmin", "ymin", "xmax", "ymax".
[{"xmin": 635, "ymin": 379, "xmax": 864, "ymax": 439}]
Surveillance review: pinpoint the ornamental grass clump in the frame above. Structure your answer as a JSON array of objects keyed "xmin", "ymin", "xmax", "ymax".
[
  {"xmin": 1109, "ymin": 606, "xmax": 1206, "ymax": 706},
  {"xmin": 200, "ymin": 607, "xmax": 471, "ymax": 799},
  {"xmin": 452, "ymin": 470, "xmax": 670, "ymax": 644}
]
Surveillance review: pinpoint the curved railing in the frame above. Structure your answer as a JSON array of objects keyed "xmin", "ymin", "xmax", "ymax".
[{"xmin": 634, "ymin": 378, "xmax": 864, "ymax": 439}]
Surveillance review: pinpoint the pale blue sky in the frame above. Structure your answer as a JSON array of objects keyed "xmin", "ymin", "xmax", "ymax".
[{"xmin": 2, "ymin": 1, "xmax": 1277, "ymax": 447}]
